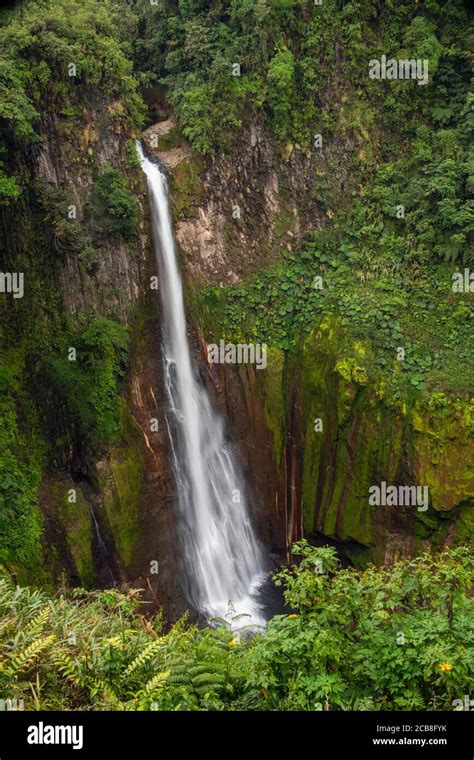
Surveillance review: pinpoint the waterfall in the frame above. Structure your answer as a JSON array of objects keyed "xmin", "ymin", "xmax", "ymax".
[{"xmin": 137, "ymin": 143, "xmax": 266, "ymax": 623}]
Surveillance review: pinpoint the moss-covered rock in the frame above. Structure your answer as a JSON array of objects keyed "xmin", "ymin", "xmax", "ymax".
[
  {"xmin": 413, "ymin": 398, "xmax": 474, "ymax": 513},
  {"xmin": 170, "ymin": 155, "xmax": 205, "ymax": 221},
  {"xmin": 194, "ymin": 307, "xmax": 473, "ymax": 567},
  {"xmin": 97, "ymin": 401, "xmax": 145, "ymax": 569},
  {"xmin": 48, "ymin": 478, "xmax": 95, "ymax": 587}
]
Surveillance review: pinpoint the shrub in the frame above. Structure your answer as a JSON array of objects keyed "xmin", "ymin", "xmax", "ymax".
[
  {"xmin": 243, "ymin": 542, "xmax": 474, "ymax": 710},
  {"xmin": 91, "ymin": 167, "xmax": 139, "ymax": 242},
  {"xmin": 0, "ymin": 544, "xmax": 471, "ymax": 711}
]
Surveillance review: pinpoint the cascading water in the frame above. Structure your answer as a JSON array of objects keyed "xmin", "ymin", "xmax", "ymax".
[{"xmin": 137, "ymin": 143, "xmax": 266, "ymax": 623}]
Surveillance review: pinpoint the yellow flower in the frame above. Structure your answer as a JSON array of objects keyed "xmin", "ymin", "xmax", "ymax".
[
  {"xmin": 228, "ymin": 638, "xmax": 239, "ymax": 647},
  {"xmin": 287, "ymin": 614, "xmax": 298, "ymax": 619},
  {"xmin": 439, "ymin": 662, "xmax": 453, "ymax": 672}
]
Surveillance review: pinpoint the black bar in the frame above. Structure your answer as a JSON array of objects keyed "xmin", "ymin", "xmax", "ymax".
[{"xmin": 0, "ymin": 710, "xmax": 471, "ymax": 757}]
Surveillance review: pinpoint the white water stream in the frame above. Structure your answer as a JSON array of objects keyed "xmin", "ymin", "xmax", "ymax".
[{"xmin": 137, "ymin": 143, "xmax": 265, "ymax": 623}]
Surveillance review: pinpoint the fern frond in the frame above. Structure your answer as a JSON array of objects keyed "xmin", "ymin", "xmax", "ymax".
[
  {"xmin": 122, "ymin": 640, "xmax": 162, "ymax": 679},
  {"xmin": 189, "ymin": 663, "xmax": 226, "ymax": 677},
  {"xmin": 0, "ymin": 615, "xmax": 17, "ymax": 640},
  {"xmin": 4, "ymin": 634, "xmax": 56, "ymax": 676},
  {"xmin": 168, "ymin": 662, "xmax": 193, "ymax": 675},
  {"xmin": 168, "ymin": 674, "xmax": 191, "ymax": 686},
  {"xmin": 143, "ymin": 670, "xmax": 171, "ymax": 694},
  {"xmin": 24, "ymin": 606, "xmax": 50, "ymax": 637},
  {"xmin": 409, "ymin": 687, "xmax": 425, "ymax": 709},
  {"xmin": 50, "ymin": 649, "xmax": 81, "ymax": 686},
  {"xmin": 193, "ymin": 673, "xmax": 226, "ymax": 687}
]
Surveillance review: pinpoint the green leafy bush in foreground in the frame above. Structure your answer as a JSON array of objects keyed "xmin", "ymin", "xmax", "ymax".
[
  {"xmin": 245, "ymin": 542, "xmax": 473, "ymax": 710},
  {"xmin": 0, "ymin": 544, "xmax": 472, "ymax": 711}
]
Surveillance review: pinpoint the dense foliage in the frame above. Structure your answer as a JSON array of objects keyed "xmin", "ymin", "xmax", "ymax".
[
  {"xmin": 0, "ymin": 544, "xmax": 472, "ymax": 710},
  {"xmin": 245, "ymin": 542, "xmax": 473, "ymax": 710},
  {"xmin": 0, "ymin": 0, "xmax": 144, "ymax": 206},
  {"xmin": 0, "ymin": 363, "xmax": 43, "ymax": 573},
  {"xmin": 0, "ymin": 1, "xmax": 143, "ymax": 572},
  {"xmin": 200, "ymin": 227, "xmax": 474, "ymax": 399},
  {"xmin": 0, "ymin": 0, "xmax": 472, "ymax": 702},
  {"xmin": 0, "ymin": 316, "xmax": 129, "ymax": 576},
  {"xmin": 32, "ymin": 316, "xmax": 130, "ymax": 455},
  {"xmin": 165, "ymin": 0, "xmax": 474, "ymax": 399},
  {"xmin": 135, "ymin": 0, "xmax": 472, "ymax": 280},
  {"xmin": 91, "ymin": 167, "xmax": 140, "ymax": 243}
]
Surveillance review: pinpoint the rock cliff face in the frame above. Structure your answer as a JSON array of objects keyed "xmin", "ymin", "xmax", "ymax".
[
  {"xmin": 1, "ymin": 97, "xmax": 192, "ymax": 616},
  {"xmin": 204, "ymin": 324, "xmax": 473, "ymax": 568},
  {"xmin": 144, "ymin": 120, "xmax": 473, "ymax": 569},
  {"xmin": 2, "ymin": 96, "xmax": 472, "ymax": 619},
  {"xmin": 34, "ymin": 104, "xmax": 145, "ymax": 320},
  {"xmin": 142, "ymin": 119, "xmax": 351, "ymax": 284}
]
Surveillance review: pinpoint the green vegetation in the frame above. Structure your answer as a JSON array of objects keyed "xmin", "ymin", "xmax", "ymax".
[
  {"xmin": 35, "ymin": 182, "xmax": 100, "ymax": 273},
  {"xmin": 99, "ymin": 401, "xmax": 145, "ymax": 568},
  {"xmin": 49, "ymin": 479, "xmax": 95, "ymax": 588},
  {"xmin": 91, "ymin": 167, "xmax": 140, "ymax": 242},
  {"xmin": 33, "ymin": 316, "xmax": 130, "ymax": 456},
  {"xmin": 0, "ymin": 0, "xmax": 146, "ymax": 573},
  {"xmin": 0, "ymin": 543, "xmax": 471, "ymax": 710},
  {"xmin": 0, "ymin": 316, "xmax": 129, "ymax": 576},
  {"xmin": 170, "ymin": 155, "xmax": 205, "ymax": 220},
  {"xmin": 0, "ymin": 362, "xmax": 44, "ymax": 577},
  {"xmin": 137, "ymin": 0, "xmax": 472, "ymax": 301},
  {"xmin": 198, "ymin": 229, "xmax": 473, "ymax": 400},
  {"xmin": 245, "ymin": 542, "xmax": 474, "ymax": 710},
  {"xmin": 0, "ymin": 0, "xmax": 472, "ymax": 712},
  {"xmin": 0, "ymin": 0, "xmax": 145, "ymax": 208},
  {"xmin": 177, "ymin": 0, "xmax": 473, "ymax": 398}
]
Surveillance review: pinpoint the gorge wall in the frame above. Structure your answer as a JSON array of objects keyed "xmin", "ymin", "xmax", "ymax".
[
  {"xmin": 1, "ymin": 0, "xmax": 472, "ymax": 623},
  {"xmin": 0, "ymin": 79, "xmax": 190, "ymax": 615},
  {"xmin": 144, "ymin": 119, "xmax": 473, "ymax": 571},
  {"xmin": 2, "ymin": 102, "xmax": 472, "ymax": 622}
]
